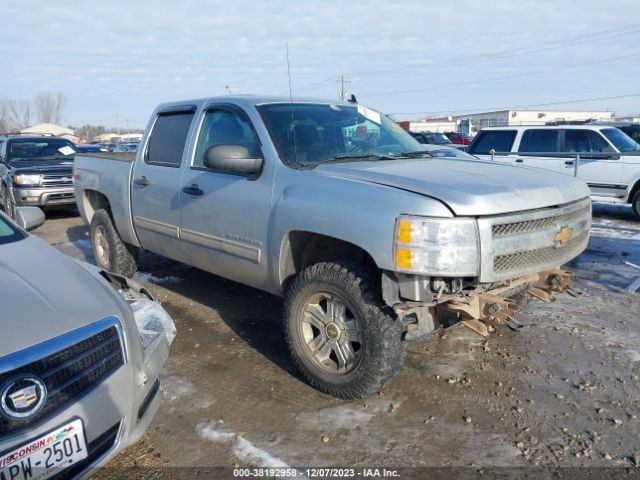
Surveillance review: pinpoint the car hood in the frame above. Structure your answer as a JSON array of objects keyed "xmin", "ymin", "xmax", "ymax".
[
  {"xmin": 0, "ymin": 235, "xmax": 127, "ymax": 356},
  {"xmin": 312, "ymin": 158, "xmax": 590, "ymax": 216}
]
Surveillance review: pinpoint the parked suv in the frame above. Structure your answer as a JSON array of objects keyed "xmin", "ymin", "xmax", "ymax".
[
  {"xmin": 468, "ymin": 125, "xmax": 640, "ymax": 217},
  {"xmin": 0, "ymin": 135, "xmax": 77, "ymax": 220}
]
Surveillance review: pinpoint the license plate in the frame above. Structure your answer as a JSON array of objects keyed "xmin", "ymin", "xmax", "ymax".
[{"xmin": 0, "ymin": 419, "xmax": 88, "ymax": 480}]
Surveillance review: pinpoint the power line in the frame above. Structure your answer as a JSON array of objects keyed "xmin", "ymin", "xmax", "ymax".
[
  {"xmin": 289, "ymin": 22, "xmax": 640, "ymax": 95},
  {"xmin": 361, "ymin": 50, "xmax": 640, "ymax": 99},
  {"xmin": 348, "ymin": 22, "xmax": 640, "ymax": 79},
  {"xmin": 338, "ymin": 75, "xmax": 351, "ymax": 101}
]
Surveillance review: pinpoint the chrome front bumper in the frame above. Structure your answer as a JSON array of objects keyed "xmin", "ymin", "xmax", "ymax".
[{"xmin": 13, "ymin": 186, "xmax": 75, "ymax": 207}]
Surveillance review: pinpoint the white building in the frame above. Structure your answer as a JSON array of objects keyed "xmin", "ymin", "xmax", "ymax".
[
  {"xmin": 21, "ymin": 123, "xmax": 79, "ymax": 143},
  {"xmin": 427, "ymin": 109, "xmax": 615, "ymax": 135}
]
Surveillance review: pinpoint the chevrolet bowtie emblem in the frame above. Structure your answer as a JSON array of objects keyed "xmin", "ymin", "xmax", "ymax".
[{"xmin": 555, "ymin": 226, "xmax": 573, "ymax": 245}]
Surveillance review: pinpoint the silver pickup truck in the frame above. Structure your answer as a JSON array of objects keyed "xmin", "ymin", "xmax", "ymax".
[{"xmin": 74, "ymin": 96, "xmax": 592, "ymax": 399}]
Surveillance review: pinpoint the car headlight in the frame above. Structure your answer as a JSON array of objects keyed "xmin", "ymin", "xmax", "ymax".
[
  {"xmin": 130, "ymin": 298, "xmax": 177, "ymax": 355},
  {"xmin": 394, "ymin": 216, "xmax": 479, "ymax": 276},
  {"xmin": 13, "ymin": 174, "xmax": 43, "ymax": 186}
]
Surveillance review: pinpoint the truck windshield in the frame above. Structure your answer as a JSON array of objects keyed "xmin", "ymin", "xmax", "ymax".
[
  {"xmin": 600, "ymin": 128, "xmax": 640, "ymax": 152},
  {"xmin": 8, "ymin": 138, "xmax": 77, "ymax": 162},
  {"xmin": 257, "ymin": 103, "xmax": 421, "ymax": 168},
  {"xmin": 0, "ymin": 215, "xmax": 24, "ymax": 245}
]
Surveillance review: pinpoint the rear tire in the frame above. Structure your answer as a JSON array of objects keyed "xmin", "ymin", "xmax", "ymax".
[
  {"xmin": 632, "ymin": 190, "xmax": 640, "ymax": 219},
  {"xmin": 90, "ymin": 209, "xmax": 138, "ymax": 277},
  {"xmin": 284, "ymin": 261, "xmax": 406, "ymax": 399}
]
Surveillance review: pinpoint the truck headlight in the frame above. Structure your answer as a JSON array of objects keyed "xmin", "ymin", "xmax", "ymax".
[
  {"xmin": 394, "ymin": 216, "xmax": 479, "ymax": 276},
  {"xmin": 13, "ymin": 174, "xmax": 43, "ymax": 186}
]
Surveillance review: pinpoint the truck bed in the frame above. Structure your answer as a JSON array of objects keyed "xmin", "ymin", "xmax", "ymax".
[
  {"xmin": 74, "ymin": 153, "xmax": 139, "ymax": 247},
  {"xmin": 78, "ymin": 152, "xmax": 136, "ymax": 162}
]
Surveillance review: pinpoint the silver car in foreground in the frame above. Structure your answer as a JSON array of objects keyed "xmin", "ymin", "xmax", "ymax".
[{"xmin": 0, "ymin": 208, "xmax": 176, "ymax": 480}]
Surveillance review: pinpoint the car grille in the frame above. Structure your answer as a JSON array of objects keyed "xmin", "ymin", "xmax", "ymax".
[
  {"xmin": 477, "ymin": 198, "xmax": 592, "ymax": 282},
  {"xmin": 41, "ymin": 173, "xmax": 73, "ymax": 187},
  {"xmin": 0, "ymin": 319, "xmax": 124, "ymax": 435}
]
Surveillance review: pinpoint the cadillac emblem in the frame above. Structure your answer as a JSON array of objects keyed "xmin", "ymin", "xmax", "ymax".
[{"xmin": 1, "ymin": 376, "xmax": 47, "ymax": 419}]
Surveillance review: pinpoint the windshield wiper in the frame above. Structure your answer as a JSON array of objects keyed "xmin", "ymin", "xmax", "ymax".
[
  {"xmin": 399, "ymin": 150, "xmax": 435, "ymax": 158},
  {"xmin": 331, "ymin": 152, "xmax": 398, "ymax": 161},
  {"xmin": 297, "ymin": 152, "xmax": 398, "ymax": 169}
]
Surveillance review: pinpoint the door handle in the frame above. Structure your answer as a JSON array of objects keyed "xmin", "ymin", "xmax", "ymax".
[
  {"xmin": 182, "ymin": 184, "xmax": 203, "ymax": 196},
  {"xmin": 515, "ymin": 158, "xmax": 524, "ymax": 163},
  {"xmin": 564, "ymin": 160, "xmax": 575, "ymax": 166},
  {"xmin": 133, "ymin": 176, "xmax": 150, "ymax": 187}
]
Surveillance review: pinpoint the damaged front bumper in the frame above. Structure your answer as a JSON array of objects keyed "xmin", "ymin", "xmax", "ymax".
[
  {"xmin": 394, "ymin": 268, "xmax": 577, "ymax": 339},
  {"xmin": 100, "ymin": 271, "xmax": 176, "ymax": 385}
]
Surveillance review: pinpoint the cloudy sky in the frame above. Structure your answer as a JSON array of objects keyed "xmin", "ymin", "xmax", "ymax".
[{"xmin": 2, "ymin": 0, "xmax": 639, "ymax": 127}]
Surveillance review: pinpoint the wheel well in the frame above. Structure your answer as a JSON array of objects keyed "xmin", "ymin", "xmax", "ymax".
[
  {"xmin": 280, "ymin": 231, "xmax": 377, "ymax": 288},
  {"xmin": 82, "ymin": 190, "xmax": 111, "ymax": 224}
]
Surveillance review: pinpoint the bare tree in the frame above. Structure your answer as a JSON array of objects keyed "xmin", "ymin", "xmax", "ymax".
[
  {"xmin": 0, "ymin": 99, "xmax": 10, "ymax": 133},
  {"xmin": 34, "ymin": 90, "xmax": 66, "ymax": 124},
  {"xmin": 6, "ymin": 99, "xmax": 31, "ymax": 130}
]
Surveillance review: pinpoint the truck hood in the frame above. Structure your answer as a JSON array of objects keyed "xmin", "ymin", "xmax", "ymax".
[
  {"xmin": 312, "ymin": 158, "xmax": 590, "ymax": 216},
  {"xmin": 0, "ymin": 235, "xmax": 127, "ymax": 356}
]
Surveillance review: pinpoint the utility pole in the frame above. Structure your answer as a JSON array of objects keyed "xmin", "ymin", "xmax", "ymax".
[{"xmin": 337, "ymin": 75, "xmax": 351, "ymax": 101}]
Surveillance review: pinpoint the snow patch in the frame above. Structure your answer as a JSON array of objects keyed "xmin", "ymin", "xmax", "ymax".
[
  {"xmin": 234, "ymin": 437, "xmax": 290, "ymax": 468},
  {"xmin": 295, "ymin": 399, "xmax": 395, "ymax": 429},
  {"xmin": 136, "ymin": 272, "xmax": 182, "ymax": 285},
  {"xmin": 161, "ymin": 375, "xmax": 194, "ymax": 400},
  {"xmin": 196, "ymin": 421, "xmax": 236, "ymax": 443}
]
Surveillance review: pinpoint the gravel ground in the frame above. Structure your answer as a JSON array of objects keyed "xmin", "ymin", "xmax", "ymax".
[{"xmin": 34, "ymin": 203, "xmax": 640, "ymax": 478}]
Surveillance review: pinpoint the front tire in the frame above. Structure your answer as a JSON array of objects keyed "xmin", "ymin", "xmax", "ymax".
[
  {"xmin": 284, "ymin": 261, "xmax": 406, "ymax": 399},
  {"xmin": 90, "ymin": 209, "xmax": 138, "ymax": 277},
  {"xmin": 632, "ymin": 190, "xmax": 640, "ymax": 219}
]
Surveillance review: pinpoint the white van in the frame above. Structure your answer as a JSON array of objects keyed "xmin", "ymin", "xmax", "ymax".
[{"xmin": 468, "ymin": 125, "xmax": 640, "ymax": 217}]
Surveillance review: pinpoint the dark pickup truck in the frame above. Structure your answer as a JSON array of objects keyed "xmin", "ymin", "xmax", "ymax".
[{"xmin": 0, "ymin": 134, "xmax": 77, "ymax": 220}]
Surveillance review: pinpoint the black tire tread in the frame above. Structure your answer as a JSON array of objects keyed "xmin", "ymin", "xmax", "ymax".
[
  {"xmin": 284, "ymin": 261, "xmax": 406, "ymax": 399},
  {"xmin": 90, "ymin": 209, "xmax": 138, "ymax": 277},
  {"xmin": 632, "ymin": 190, "xmax": 640, "ymax": 219}
]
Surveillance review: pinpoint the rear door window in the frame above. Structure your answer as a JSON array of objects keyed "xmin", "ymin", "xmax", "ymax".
[
  {"xmin": 469, "ymin": 130, "xmax": 516, "ymax": 154},
  {"xmin": 563, "ymin": 130, "xmax": 615, "ymax": 153},
  {"xmin": 145, "ymin": 111, "xmax": 195, "ymax": 167},
  {"xmin": 518, "ymin": 130, "xmax": 559, "ymax": 154}
]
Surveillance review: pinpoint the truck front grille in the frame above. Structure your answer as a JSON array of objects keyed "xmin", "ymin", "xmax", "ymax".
[
  {"xmin": 477, "ymin": 198, "xmax": 592, "ymax": 283},
  {"xmin": 491, "ymin": 201, "xmax": 591, "ymax": 237},
  {"xmin": 42, "ymin": 173, "xmax": 73, "ymax": 187},
  {"xmin": 494, "ymin": 232, "xmax": 589, "ymax": 272},
  {"xmin": 0, "ymin": 318, "xmax": 124, "ymax": 435}
]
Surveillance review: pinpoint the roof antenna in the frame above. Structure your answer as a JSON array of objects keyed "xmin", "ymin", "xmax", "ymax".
[
  {"xmin": 286, "ymin": 41, "xmax": 298, "ymax": 168},
  {"xmin": 348, "ymin": 94, "xmax": 358, "ymax": 104}
]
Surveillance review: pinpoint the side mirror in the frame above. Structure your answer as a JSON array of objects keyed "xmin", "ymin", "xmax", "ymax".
[
  {"xmin": 203, "ymin": 145, "xmax": 263, "ymax": 176},
  {"xmin": 15, "ymin": 206, "xmax": 45, "ymax": 231}
]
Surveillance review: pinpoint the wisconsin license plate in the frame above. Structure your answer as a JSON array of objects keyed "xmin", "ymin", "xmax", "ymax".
[{"xmin": 0, "ymin": 419, "xmax": 88, "ymax": 480}]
